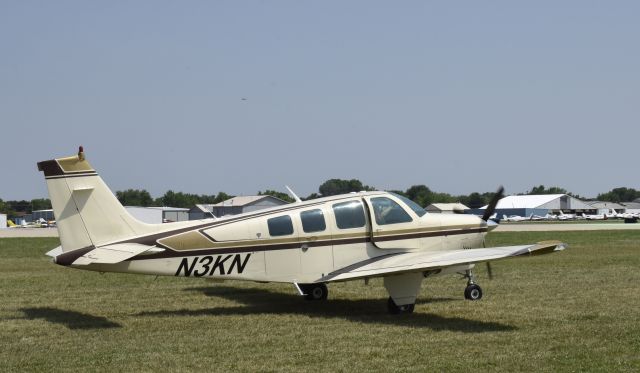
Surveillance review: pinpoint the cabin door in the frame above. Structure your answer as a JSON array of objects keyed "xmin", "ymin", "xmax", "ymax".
[{"xmin": 363, "ymin": 195, "xmax": 423, "ymax": 250}]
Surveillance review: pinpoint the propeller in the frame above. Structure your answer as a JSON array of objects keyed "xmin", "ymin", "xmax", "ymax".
[
  {"xmin": 486, "ymin": 262, "xmax": 494, "ymax": 280},
  {"xmin": 482, "ymin": 186, "xmax": 504, "ymax": 279},
  {"xmin": 482, "ymin": 185, "xmax": 505, "ymax": 221}
]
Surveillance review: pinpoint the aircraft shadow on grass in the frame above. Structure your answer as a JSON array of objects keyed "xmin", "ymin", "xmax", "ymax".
[
  {"xmin": 136, "ymin": 286, "xmax": 516, "ymax": 333},
  {"xmin": 20, "ymin": 307, "xmax": 121, "ymax": 330}
]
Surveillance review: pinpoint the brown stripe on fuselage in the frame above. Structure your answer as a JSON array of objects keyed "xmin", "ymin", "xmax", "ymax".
[
  {"xmin": 156, "ymin": 222, "xmax": 485, "ymax": 252},
  {"xmin": 129, "ymin": 226, "xmax": 487, "ymax": 261}
]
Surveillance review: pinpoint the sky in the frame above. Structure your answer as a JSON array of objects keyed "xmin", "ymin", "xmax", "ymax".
[{"xmin": 1, "ymin": 1, "xmax": 638, "ymax": 201}]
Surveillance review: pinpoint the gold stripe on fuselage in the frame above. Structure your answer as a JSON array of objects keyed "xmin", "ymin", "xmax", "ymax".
[{"xmin": 156, "ymin": 224, "xmax": 484, "ymax": 251}]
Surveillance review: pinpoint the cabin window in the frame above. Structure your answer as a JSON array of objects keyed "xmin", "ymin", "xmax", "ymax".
[
  {"xmin": 300, "ymin": 209, "xmax": 326, "ymax": 233},
  {"xmin": 267, "ymin": 215, "xmax": 294, "ymax": 236},
  {"xmin": 391, "ymin": 193, "xmax": 427, "ymax": 217},
  {"xmin": 371, "ymin": 197, "xmax": 413, "ymax": 225},
  {"xmin": 333, "ymin": 201, "xmax": 366, "ymax": 229}
]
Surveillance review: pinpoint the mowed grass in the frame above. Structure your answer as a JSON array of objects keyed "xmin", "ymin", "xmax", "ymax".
[{"xmin": 0, "ymin": 232, "xmax": 638, "ymax": 372}]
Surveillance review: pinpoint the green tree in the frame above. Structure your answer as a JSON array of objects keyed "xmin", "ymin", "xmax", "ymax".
[
  {"xmin": 155, "ymin": 190, "xmax": 231, "ymax": 208},
  {"xmin": 528, "ymin": 185, "xmax": 568, "ymax": 195},
  {"xmin": 405, "ymin": 185, "xmax": 432, "ymax": 207},
  {"xmin": 303, "ymin": 193, "xmax": 321, "ymax": 200},
  {"xmin": 30, "ymin": 198, "xmax": 52, "ymax": 211},
  {"xmin": 597, "ymin": 187, "xmax": 640, "ymax": 203},
  {"xmin": 460, "ymin": 192, "xmax": 488, "ymax": 209},
  {"xmin": 318, "ymin": 179, "xmax": 374, "ymax": 196},
  {"xmin": 116, "ymin": 189, "xmax": 153, "ymax": 206},
  {"xmin": 258, "ymin": 190, "xmax": 294, "ymax": 203},
  {"xmin": 0, "ymin": 198, "xmax": 8, "ymax": 215},
  {"xmin": 213, "ymin": 192, "xmax": 233, "ymax": 204},
  {"xmin": 7, "ymin": 200, "xmax": 31, "ymax": 213}
]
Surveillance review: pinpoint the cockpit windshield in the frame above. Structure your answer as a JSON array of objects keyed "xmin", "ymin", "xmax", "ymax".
[{"xmin": 390, "ymin": 193, "xmax": 427, "ymax": 217}]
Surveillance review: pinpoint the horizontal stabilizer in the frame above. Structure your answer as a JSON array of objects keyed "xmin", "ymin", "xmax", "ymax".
[
  {"xmin": 46, "ymin": 246, "xmax": 64, "ymax": 258},
  {"xmin": 71, "ymin": 243, "xmax": 153, "ymax": 265},
  {"xmin": 321, "ymin": 241, "xmax": 566, "ymax": 282}
]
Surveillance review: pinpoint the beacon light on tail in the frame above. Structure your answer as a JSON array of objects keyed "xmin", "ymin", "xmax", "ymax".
[{"xmin": 38, "ymin": 147, "xmax": 566, "ymax": 314}]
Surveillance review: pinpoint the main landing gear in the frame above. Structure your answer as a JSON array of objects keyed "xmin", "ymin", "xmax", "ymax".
[
  {"xmin": 463, "ymin": 269, "xmax": 483, "ymax": 301},
  {"xmin": 299, "ymin": 283, "xmax": 328, "ymax": 301},
  {"xmin": 387, "ymin": 297, "xmax": 415, "ymax": 314}
]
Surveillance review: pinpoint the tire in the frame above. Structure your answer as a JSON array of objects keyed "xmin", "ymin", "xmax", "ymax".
[
  {"xmin": 387, "ymin": 297, "xmax": 415, "ymax": 315},
  {"xmin": 302, "ymin": 283, "xmax": 328, "ymax": 301},
  {"xmin": 464, "ymin": 284, "xmax": 483, "ymax": 300}
]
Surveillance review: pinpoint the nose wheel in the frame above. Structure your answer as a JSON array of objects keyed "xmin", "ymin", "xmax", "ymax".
[{"xmin": 462, "ymin": 269, "xmax": 483, "ymax": 301}]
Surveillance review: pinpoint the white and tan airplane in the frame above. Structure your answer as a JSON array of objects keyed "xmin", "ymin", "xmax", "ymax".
[{"xmin": 38, "ymin": 147, "xmax": 566, "ymax": 314}]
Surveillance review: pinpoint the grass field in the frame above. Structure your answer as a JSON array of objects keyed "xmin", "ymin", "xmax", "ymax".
[{"xmin": 1, "ymin": 232, "xmax": 639, "ymax": 372}]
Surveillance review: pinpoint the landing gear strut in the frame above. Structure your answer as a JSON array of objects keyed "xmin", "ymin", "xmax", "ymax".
[
  {"xmin": 463, "ymin": 269, "xmax": 483, "ymax": 301},
  {"xmin": 299, "ymin": 283, "xmax": 328, "ymax": 301}
]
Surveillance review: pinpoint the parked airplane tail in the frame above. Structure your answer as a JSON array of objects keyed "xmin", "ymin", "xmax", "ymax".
[{"xmin": 37, "ymin": 147, "xmax": 162, "ymax": 253}]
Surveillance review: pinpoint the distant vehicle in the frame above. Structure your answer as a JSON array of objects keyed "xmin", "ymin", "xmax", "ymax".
[{"xmin": 37, "ymin": 147, "xmax": 566, "ymax": 314}]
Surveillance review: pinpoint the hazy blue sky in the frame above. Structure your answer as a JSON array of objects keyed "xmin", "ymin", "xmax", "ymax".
[{"xmin": 1, "ymin": 1, "xmax": 638, "ymax": 201}]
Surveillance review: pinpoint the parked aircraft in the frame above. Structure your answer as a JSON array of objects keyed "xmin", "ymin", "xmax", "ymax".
[
  {"xmin": 502, "ymin": 214, "xmax": 532, "ymax": 222},
  {"xmin": 582, "ymin": 212, "xmax": 605, "ymax": 220},
  {"xmin": 37, "ymin": 147, "xmax": 566, "ymax": 314},
  {"xmin": 612, "ymin": 209, "xmax": 638, "ymax": 220},
  {"xmin": 557, "ymin": 211, "xmax": 575, "ymax": 220}
]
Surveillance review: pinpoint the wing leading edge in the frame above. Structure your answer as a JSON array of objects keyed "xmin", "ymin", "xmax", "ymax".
[{"xmin": 320, "ymin": 241, "xmax": 566, "ymax": 282}]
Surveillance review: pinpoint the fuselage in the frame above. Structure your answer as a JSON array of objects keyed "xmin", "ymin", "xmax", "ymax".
[{"xmin": 77, "ymin": 191, "xmax": 488, "ymax": 283}]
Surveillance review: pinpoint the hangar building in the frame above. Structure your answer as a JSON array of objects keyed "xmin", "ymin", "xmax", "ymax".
[
  {"xmin": 125, "ymin": 206, "xmax": 189, "ymax": 224},
  {"xmin": 588, "ymin": 201, "xmax": 626, "ymax": 215},
  {"xmin": 189, "ymin": 195, "xmax": 289, "ymax": 219},
  {"xmin": 473, "ymin": 194, "xmax": 596, "ymax": 217},
  {"xmin": 622, "ymin": 202, "xmax": 640, "ymax": 215},
  {"xmin": 32, "ymin": 209, "xmax": 55, "ymax": 222}
]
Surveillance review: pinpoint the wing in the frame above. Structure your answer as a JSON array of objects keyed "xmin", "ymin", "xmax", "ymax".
[{"xmin": 320, "ymin": 241, "xmax": 566, "ymax": 282}]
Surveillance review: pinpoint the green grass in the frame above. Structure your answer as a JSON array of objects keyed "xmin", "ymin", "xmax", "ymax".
[{"xmin": 1, "ymin": 233, "xmax": 639, "ymax": 372}]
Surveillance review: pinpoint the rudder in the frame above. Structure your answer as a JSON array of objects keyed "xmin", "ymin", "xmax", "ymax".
[{"xmin": 37, "ymin": 147, "xmax": 161, "ymax": 252}]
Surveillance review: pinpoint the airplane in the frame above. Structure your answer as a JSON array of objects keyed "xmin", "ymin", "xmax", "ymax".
[
  {"xmin": 557, "ymin": 211, "xmax": 575, "ymax": 221},
  {"xmin": 37, "ymin": 147, "xmax": 566, "ymax": 314},
  {"xmin": 581, "ymin": 212, "xmax": 605, "ymax": 220},
  {"xmin": 611, "ymin": 209, "xmax": 638, "ymax": 220},
  {"xmin": 501, "ymin": 214, "xmax": 532, "ymax": 222},
  {"xmin": 530, "ymin": 214, "xmax": 556, "ymax": 221}
]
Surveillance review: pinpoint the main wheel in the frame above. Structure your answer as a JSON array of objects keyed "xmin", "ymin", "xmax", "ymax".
[
  {"xmin": 464, "ymin": 284, "xmax": 483, "ymax": 300},
  {"xmin": 302, "ymin": 283, "xmax": 328, "ymax": 301},
  {"xmin": 387, "ymin": 297, "xmax": 415, "ymax": 315}
]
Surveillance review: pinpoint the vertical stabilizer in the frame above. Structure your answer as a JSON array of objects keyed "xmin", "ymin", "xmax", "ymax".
[{"xmin": 37, "ymin": 147, "xmax": 161, "ymax": 252}]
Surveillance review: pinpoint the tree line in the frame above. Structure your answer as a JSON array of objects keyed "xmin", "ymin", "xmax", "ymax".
[{"xmin": 2, "ymin": 182, "xmax": 640, "ymax": 216}]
